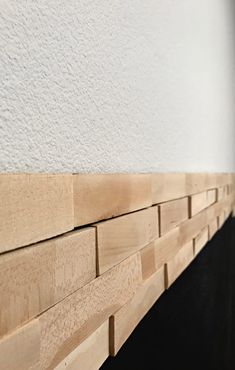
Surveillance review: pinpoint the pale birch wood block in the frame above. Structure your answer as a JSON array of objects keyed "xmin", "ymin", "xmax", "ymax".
[
  {"xmin": 193, "ymin": 227, "xmax": 209, "ymax": 256},
  {"xmin": 95, "ymin": 206, "xmax": 159, "ymax": 275},
  {"xmin": 140, "ymin": 242, "xmax": 156, "ymax": 280},
  {"xmin": 218, "ymin": 213, "xmax": 225, "ymax": 228},
  {"xmin": 165, "ymin": 240, "xmax": 194, "ymax": 288},
  {"xmin": 208, "ymin": 219, "xmax": 218, "ymax": 239},
  {"xmin": 185, "ymin": 173, "xmax": 209, "ymax": 195},
  {"xmin": 159, "ymin": 197, "xmax": 189, "ymax": 236},
  {"xmin": 0, "ymin": 228, "xmax": 96, "ymax": 338},
  {"xmin": 154, "ymin": 227, "xmax": 180, "ymax": 271},
  {"xmin": 0, "ymin": 253, "xmax": 142, "ymax": 370},
  {"xmin": 73, "ymin": 174, "xmax": 152, "ymax": 226},
  {"xmin": 0, "ymin": 320, "xmax": 40, "ymax": 370},
  {"xmin": 110, "ymin": 266, "xmax": 165, "ymax": 355},
  {"xmin": 55, "ymin": 320, "xmax": 109, "ymax": 370},
  {"xmin": 217, "ymin": 186, "xmax": 227, "ymax": 201},
  {"xmin": 189, "ymin": 189, "xmax": 217, "ymax": 217},
  {"xmin": 151, "ymin": 173, "xmax": 186, "ymax": 204},
  {"xmin": 0, "ymin": 174, "xmax": 74, "ymax": 253}
]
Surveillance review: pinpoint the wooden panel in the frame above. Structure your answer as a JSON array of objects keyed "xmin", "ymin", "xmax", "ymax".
[
  {"xmin": 165, "ymin": 241, "xmax": 194, "ymax": 288},
  {"xmin": 55, "ymin": 320, "xmax": 109, "ymax": 370},
  {"xmin": 193, "ymin": 227, "xmax": 209, "ymax": 255},
  {"xmin": 73, "ymin": 174, "xmax": 152, "ymax": 226},
  {"xmin": 159, "ymin": 197, "xmax": 189, "ymax": 236},
  {"xmin": 0, "ymin": 228, "xmax": 96, "ymax": 338},
  {"xmin": 151, "ymin": 173, "xmax": 186, "ymax": 204},
  {"xmin": 190, "ymin": 189, "xmax": 217, "ymax": 217},
  {"xmin": 110, "ymin": 266, "xmax": 165, "ymax": 355},
  {"xmin": 140, "ymin": 242, "xmax": 156, "ymax": 280},
  {"xmin": 218, "ymin": 213, "xmax": 225, "ymax": 228},
  {"xmin": 96, "ymin": 206, "xmax": 159, "ymax": 275},
  {"xmin": 217, "ymin": 186, "xmax": 227, "ymax": 201},
  {"xmin": 0, "ymin": 253, "xmax": 142, "ymax": 370},
  {"xmin": 208, "ymin": 219, "xmax": 218, "ymax": 239},
  {"xmin": 0, "ymin": 174, "xmax": 74, "ymax": 253}
]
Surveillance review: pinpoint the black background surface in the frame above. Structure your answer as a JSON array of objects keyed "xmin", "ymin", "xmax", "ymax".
[{"xmin": 101, "ymin": 217, "xmax": 235, "ymax": 370}]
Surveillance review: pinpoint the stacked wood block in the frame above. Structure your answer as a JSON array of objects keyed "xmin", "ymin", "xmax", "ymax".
[{"xmin": 0, "ymin": 173, "xmax": 234, "ymax": 370}]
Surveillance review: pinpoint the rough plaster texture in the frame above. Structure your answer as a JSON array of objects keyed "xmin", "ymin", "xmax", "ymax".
[{"xmin": 0, "ymin": 0, "xmax": 235, "ymax": 173}]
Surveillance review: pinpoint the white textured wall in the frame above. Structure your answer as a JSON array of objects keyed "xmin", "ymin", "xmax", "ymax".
[{"xmin": 0, "ymin": 0, "xmax": 234, "ymax": 173}]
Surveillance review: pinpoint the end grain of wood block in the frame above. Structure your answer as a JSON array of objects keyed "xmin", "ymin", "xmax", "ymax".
[
  {"xmin": 73, "ymin": 174, "xmax": 152, "ymax": 226},
  {"xmin": 159, "ymin": 197, "xmax": 189, "ymax": 236},
  {"xmin": 1, "ymin": 253, "xmax": 141, "ymax": 370},
  {"xmin": 189, "ymin": 189, "xmax": 217, "ymax": 217},
  {"xmin": 55, "ymin": 320, "xmax": 109, "ymax": 370},
  {"xmin": 96, "ymin": 206, "xmax": 159, "ymax": 275},
  {"xmin": 193, "ymin": 227, "xmax": 209, "ymax": 256},
  {"xmin": 0, "ymin": 174, "xmax": 74, "ymax": 253},
  {"xmin": 110, "ymin": 266, "xmax": 165, "ymax": 355},
  {"xmin": 151, "ymin": 173, "xmax": 186, "ymax": 204},
  {"xmin": 0, "ymin": 228, "xmax": 96, "ymax": 338},
  {"xmin": 208, "ymin": 219, "xmax": 218, "ymax": 239},
  {"xmin": 165, "ymin": 240, "xmax": 194, "ymax": 288}
]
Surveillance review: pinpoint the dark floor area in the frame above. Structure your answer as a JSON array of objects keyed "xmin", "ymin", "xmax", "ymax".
[{"xmin": 101, "ymin": 216, "xmax": 235, "ymax": 370}]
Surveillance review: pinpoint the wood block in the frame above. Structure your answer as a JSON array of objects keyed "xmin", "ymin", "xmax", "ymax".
[
  {"xmin": 110, "ymin": 266, "xmax": 165, "ymax": 355},
  {"xmin": 154, "ymin": 227, "xmax": 180, "ymax": 270},
  {"xmin": 73, "ymin": 174, "xmax": 152, "ymax": 226},
  {"xmin": 55, "ymin": 320, "xmax": 109, "ymax": 370},
  {"xmin": 208, "ymin": 219, "xmax": 218, "ymax": 239},
  {"xmin": 189, "ymin": 189, "xmax": 217, "ymax": 217},
  {"xmin": 0, "ymin": 253, "xmax": 142, "ymax": 370},
  {"xmin": 165, "ymin": 240, "xmax": 194, "ymax": 288},
  {"xmin": 217, "ymin": 186, "xmax": 227, "ymax": 201},
  {"xmin": 218, "ymin": 213, "xmax": 225, "ymax": 228},
  {"xmin": 140, "ymin": 242, "xmax": 156, "ymax": 280},
  {"xmin": 0, "ymin": 320, "xmax": 40, "ymax": 370},
  {"xmin": 186, "ymin": 173, "xmax": 209, "ymax": 195},
  {"xmin": 0, "ymin": 174, "xmax": 74, "ymax": 253},
  {"xmin": 193, "ymin": 227, "xmax": 209, "ymax": 255},
  {"xmin": 0, "ymin": 228, "xmax": 96, "ymax": 338},
  {"xmin": 95, "ymin": 206, "xmax": 159, "ymax": 274},
  {"xmin": 159, "ymin": 197, "xmax": 189, "ymax": 236},
  {"xmin": 151, "ymin": 173, "xmax": 186, "ymax": 204}
]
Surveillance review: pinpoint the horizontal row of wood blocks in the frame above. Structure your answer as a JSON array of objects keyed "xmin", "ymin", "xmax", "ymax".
[{"xmin": 0, "ymin": 173, "xmax": 234, "ymax": 369}]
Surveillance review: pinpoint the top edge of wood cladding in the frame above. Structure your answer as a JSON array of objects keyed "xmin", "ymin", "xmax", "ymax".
[
  {"xmin": 73, "ymin": 174, "xmax": 152, "ymax": 226},
  {"xmin": 95, "ymin": 206, "xmax": 159, "ymax": 275},
  {"xmin": 0, "ymin": 253, "xmax": 142, "ymax": 370},
  {"xmin": 0, "ymin": 227, "xmax": 96, "ymax": 338},
  {"xmin": 0, "ymin": 174, "xmax": 74, "ymax": 253}
]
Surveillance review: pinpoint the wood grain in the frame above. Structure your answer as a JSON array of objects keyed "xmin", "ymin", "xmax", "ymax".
[
  {"xmin": 110, "ymin": 266, "xmax": 165, "ymax": 355},
  {"xmin": 165, "ymin": 240, "xmax": 194, "ymax": 288},
  {"xmin": 95, "ymin": 206, "xmax": 159, "ymax": 274},
  {"xmin": 193, "ymin": 227, "xmax": 209, "ymax": 255},
  {"xmin": 154, "ymin": 227, "xmax": 180, "ymax": 270},
  {"xmin": 0, "ymin": 228, "xmax": 96, "ymax": 338},
  {"xmin": 0, "ymin": 174, "xmax": 74, "ymax": 253},
  {"xmin": 0, "ymin": 253, "xmax": 142, "ymax": 370},
  {"xmin": 189, "ymin": 189, "xmax": 217, "ymax": 217},
  {"xmin": 73, "ymin": 174, "xmax": 152, "ymax": 226},
  {"xmin": 55, "ymin": 320, "xmax": 109, "ymax": 370},
  {"xmin": 159, "ymin": 197, "xmax": 189, "ymax": 236}
]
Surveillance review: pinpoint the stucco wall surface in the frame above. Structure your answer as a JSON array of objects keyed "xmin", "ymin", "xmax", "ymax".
[{"xmin": 0, "ymin": 0, "xmax": 234, "ymax": 172}]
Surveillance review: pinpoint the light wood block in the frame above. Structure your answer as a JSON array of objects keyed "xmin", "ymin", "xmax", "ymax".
[
  {"xmin": 95, "ymin": 206, "xmax": 159, "ymax": 274},
  {"xmin": 140, "ymin": 242, "xmax": 156, "ymax": 280},
  {"xmin": 73, "ymin": 174, "xmax": 152, "ymax": 226},
  {"xmin": 0, "ymin": 253, "xmax": 142, "ymax": 370},
  {"xmin": 165, "ymin": 241, "xmax": 194, "ymax": 288},
  {"xmin": 208, "ymin": 219, "xmax": 218, "ymax": 239},
  {"xmin": 151, "ymin": 173, "xmax": 186, "ymax": 204},
  {"xmin": 0, "ymin": 174, "xmax": 74, "ymax": 253},
  {"xmin": 218, "ymin": 213, "xmax": 225, "ymax": 228},
  {"xmin": 0, "ymin": 228, "xmax": 96, "ymax": 338},
  {"xmin": 159, "ymin": 197, "xmax": 189, "ymax": 236},
  {"xmin": 190, "ymin": 189, "xmax": 217, "ymax": 217},
  {"xmin": 217, "ymin": 186, "xmax": 227, "ymax": 201},
  {"xmin": 55, "ymin": 320, "xmax": 109, "ymax": 370},
  {"xmin": 110, "ymin": 266, "xmax": 165, "ymax": 355},
  {"xmin": 154, "ymin": 227, "xmax": 180, "ymax": 270},
  {"xmin": 193, "ymin": 227, "xmax": 209, "ymax": 255}
]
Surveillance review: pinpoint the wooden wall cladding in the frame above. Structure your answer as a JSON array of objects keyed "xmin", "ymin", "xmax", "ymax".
[{"xmin": 0, "ymin": 173, "xmax": 234, "ymax": 370}]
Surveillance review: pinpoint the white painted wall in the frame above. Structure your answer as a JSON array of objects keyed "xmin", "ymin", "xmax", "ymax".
[{"xmin": 0, "ymin": 0, "xmax": 234, "ymax": 173}]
